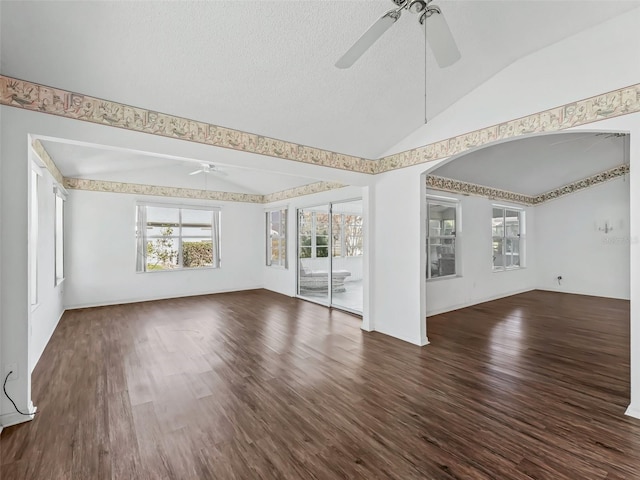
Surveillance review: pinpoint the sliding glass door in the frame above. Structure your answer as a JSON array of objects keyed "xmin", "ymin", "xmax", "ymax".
[
  {"xmin": 297, "ymin": 199, "xmax": 363, "ymax": 314},
  {"xmin": 298, "ymin": 205, "xmax": 330, "ymax": 305}
]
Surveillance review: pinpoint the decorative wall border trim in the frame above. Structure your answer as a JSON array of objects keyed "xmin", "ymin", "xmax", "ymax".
[
  {"xmin": 426, "ymin": 175, "xmax": 535, "ymax": 205},
  {"xmin": 379, "ymin": 84, "xmax": 640, "ymax": 173},
  {"xmin": 263, "ymin": 181, "xmax": 346, "ymax": 203},
  {"xmin": 31, "ymin": 139, "xmax": 64, "ymax": 185},
  {"xmin": 64, "ymin": 178, "xmax": 265, "ymax": 203},
  {"xmin": 426, "ymin": 164, "xmax": 630, "ymax": 206},
  {"xmin": 63, "ymin": 177, "xmax": 346, "ymax": 204},
  {"xmin": 0, "ymin": 75, "xmax": 375, "ymax": 174},
  {"xmin": 3, "ymin": 75, "xmax": 638, "ymax": 176},
  {"xmin": 533, "ymin": 164, "xmax": 630, "ymax": 204}
]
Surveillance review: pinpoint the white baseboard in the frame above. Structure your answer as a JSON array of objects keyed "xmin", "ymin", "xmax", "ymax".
[
  {"xmin": 535, "ymin": 287, "xmax": 630, "ymax": 301},
  {"xmin": 372, "ymin": 326, "xmax": 428, "ymax": 347},
  {"xmin": 626, "ymin": 404, "xmax": 640, "ymax": 420},
  {"xmin": 0, "ymin": 402, "xmax": 37, "ymax": 429},
  {"xmin": 426, "ymin": 288, "xmax": 535, "ymax": 317},
  {"xmin": 65, "ymin": 285, "xmax": 264, "ymax": 310}
]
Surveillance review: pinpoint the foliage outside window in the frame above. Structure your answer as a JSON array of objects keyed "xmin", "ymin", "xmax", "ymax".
[
  {"xmin": 136, "ymin": 205, "xmax": 220, "ymax": 272},
  {"xmin": 427, "ymin": 198, "xmax": 458, "ymax": 279},
  {"xmin": 331, "ymin": 213, "xmax": 364, "ymax": 258},
  {"xmin": 266, "ymin": 209, "xmax": 287, "ymax": 268},
  {"xmin": 492, "ymin": 206, "xmax": 524, "ymax": 271},
  {"xmin": 298, "ymin": 211, "xmax": 329, "ymax": 258},
  {"xmin": 55, "ymin": 187, "xmax": 65, "ymax": 285}
]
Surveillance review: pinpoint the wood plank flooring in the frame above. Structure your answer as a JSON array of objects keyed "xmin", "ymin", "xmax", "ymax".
[{"xmin": 1, "ymin": 289, "xmax": 639, "ymax": 479}]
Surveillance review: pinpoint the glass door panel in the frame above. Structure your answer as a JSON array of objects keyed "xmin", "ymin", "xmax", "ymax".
[
  {"xmin": 330, "ymin": 200, "xmax": 363, "ymax": 314},
  {"xmin": 297, "ymin": 205, "xmax": 330, "ymax": 305}
]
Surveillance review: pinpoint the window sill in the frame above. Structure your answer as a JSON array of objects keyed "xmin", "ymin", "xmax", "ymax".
[
  {"xmin": 492, "ymin": 267, "xmax": 526, "ymax": 273},
  {"xmin": 427, "ymin": 274, "xmax": 462, "ymax": 282},
  {"xmin": 266, "ymin": 265, "xmax": 288, "ymax": 270},
  {"xmin": 137, "ymin": 266, "xmax": 220, "ymax": 274}
]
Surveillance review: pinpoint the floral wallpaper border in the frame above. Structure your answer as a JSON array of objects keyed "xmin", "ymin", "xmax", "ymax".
[
  {"xmin": 31, "ymin": 139, "xmax": 64, "ymax": 185},
  {"xmin": 379, "ymin": 84, "xmax": 640, "ymax": 173},
  {"xmin": 426, "ymin": 164, "xmax": 630, "ymax": 206},
  {"xmin": 0, "ymin": 75, "xmax": 375, "ymax": 174},
  {"xmin": 426, "ymin": 175, "xmax": 536, "ymax": 205},
  {"xmin": 63, "ymin": 177, "xmax": 346, "ymax": 204},
  {"xmin": 263, "ymin": 181, "xmax": 346, "ymax": 203},
  {"xmin": 2, "ymin": 75, "xmax": 638, "ymax": 176},
  {"xmin": 533, "ymin": 164, "xmax": 630, "ymax": 204}
]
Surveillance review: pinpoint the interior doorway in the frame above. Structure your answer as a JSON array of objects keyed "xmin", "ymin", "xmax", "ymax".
[{"xmin": 297, "ymin": 199, "xmax": 363, "ymax": 314}]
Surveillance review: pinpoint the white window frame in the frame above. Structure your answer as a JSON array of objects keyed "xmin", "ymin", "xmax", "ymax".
[
  {"xmin": 136, "ymin": 203, "xmax": 221, "ymax": 273},
  {"xmin": 492, "ymin": 205, "xmax": 525, "ymax": 272},
  {"xmin": 30, "ymin": 165, "xmax": 42, "ymax": 307},
  {"xmin": 298, "ymin": 210, "xmax": 330, "ymax": 259},
  {"xmin": 54, "ymin": 185, "xmax": 66, "ymax": 286},
  {"xmin": 266, "ymin": 208, "xmax": 288, "ymax": 268},
  {"xmin": 426, "ymin": 196, "xmax": 459, "ymax": 280}
]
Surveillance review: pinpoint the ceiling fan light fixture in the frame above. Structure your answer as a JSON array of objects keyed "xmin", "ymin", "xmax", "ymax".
[
  {"xmin": 408, "ymin": 0, "xmax": 427, "ymax": 13},
  {"xmin": 420, "ymin": 5, "xmax": 461, "ymax": 68}
]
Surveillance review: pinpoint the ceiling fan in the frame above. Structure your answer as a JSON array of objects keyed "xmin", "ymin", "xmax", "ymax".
[
  {"xmin": 188, "ymin": 163, "xmax": 228, "ymax": 177},
  {"xmin": 335, "ymin": 0, "xmax": 461, "ymax": 69}
]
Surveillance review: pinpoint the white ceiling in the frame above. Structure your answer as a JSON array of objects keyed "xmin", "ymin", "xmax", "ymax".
[
  {"xmin": 40, "ymin": 140, "xmax": 321, "ymax": 195},
  {"xmin": 432, "ymin": 132, "xmax": 628, "ymax": 195},
  {"xmin": 2, "ymin": 1, "xmax": 637, "ymax": 159}
]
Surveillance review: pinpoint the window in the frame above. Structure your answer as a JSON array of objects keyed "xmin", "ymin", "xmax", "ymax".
[
  {"xmin": 427, "ymin": 198, "xmax": 458, "ymax": 279},
  {"xmin": 30, "ymin": 167, "xmax": 40, "ymax": 306},
  {"xmin": 266, "ymin": 209, "xmax": 287, "ymax": 268},
  {"xmin": 136, "ymin": 204, "xmax": 220, "ymax": 272},
  {"xmin": 492, "ymin": 206, "xmax": 524, "ymax": 271},
  {"xmin": 54, "ymin": 187, "xmax": 65, "ymax": 285},
  {"xmin": 298, "ymin": 210, "xmax": 329, "ymax": 258},
  {"xmin": 331, "ymin": 213, "xmax": 364, "ymax": 258}
]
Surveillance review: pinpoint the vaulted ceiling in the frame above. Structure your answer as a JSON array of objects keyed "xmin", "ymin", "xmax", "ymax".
[{"xmin": 2, "ymin": 0, "xmax": 636, "ymax": 161}]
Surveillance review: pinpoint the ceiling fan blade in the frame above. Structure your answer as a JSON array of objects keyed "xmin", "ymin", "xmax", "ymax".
[
  {"xmin": 422, "ymin": 8, "xmax": 461, "ymax": 68},
  {"xmin": 188, "ymin": 169, "xmax": 202, "ymax": 175},
  {"xmin": 335, "ymin": 10, "xmax": 400, "ymax": 69}
]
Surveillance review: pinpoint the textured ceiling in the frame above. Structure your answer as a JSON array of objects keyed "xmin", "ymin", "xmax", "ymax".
[
  {"xmin": 2, "ymin": 1, "xmax": 637, "ymax": 159},
  {"xmin": 432, "ymin": 132, "xmax": 628, "ymax": 195},
  {"xmin": 40, "ymin": 140, "xmax": 321, "ymax": 195}
]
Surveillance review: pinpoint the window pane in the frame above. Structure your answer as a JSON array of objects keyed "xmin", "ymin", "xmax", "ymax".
[
  {"xmin": 505, "ymin": 238, "xmax": 520, "ymax": 267},
  {"xmin": 146, "ymin": 206, "xmax": 179, "ymax": 225},
  {"xmin": 315, "ymin": 213, "xmax": 329, "ymax": 235},
  {"xmin": 429, "ymin": 238, "xmax": 456, "ymax": 278},
  {"xmin": 146, "ymin": 238, "xmax": 179, "ymax": 270},
  {"xmin": 492, "ymin": 208, "xmax": 504, "ymax": 237},
  {"xmin": 429, "ymin": 204, "xmax": 456, "ymax": 236},
  {"xmin": 183, "ymin": 239, "xmax": 213, "ymax": 268},
  {"xmin": 299, "ymin": 212, "xmax": 312, "ymax": 235},
  {"xmin": 316, "ymin": 246, "xmax": 329, "ymax": 258},
  {"xmin": 492, "ymin": 237, "xmax": 503, "ymax": 269},
  {"xmin": 279, "ymin": 239, "xmax": 286, "ymax": 266},
  {"xmin": 299, "ymin": 246, "xmax": 312, "ymax": 259},
  {"xmin": 55, "ymin": 195, "xmax": 64, "ymax": 282},
  {"xmin": 505, "ymin": 210, "xmax": 520, "ymax": 237},
  {"xmin": 271, "ymin": 238, "xmax": 281, "ymax": 263}
]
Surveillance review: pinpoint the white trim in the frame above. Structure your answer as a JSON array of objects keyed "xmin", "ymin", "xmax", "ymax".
[
  {"xmin": 64, "ymin": 286, "xmax": 264, "ymax": 310},
  {"xmin": 426, "ymin": 288, "xmax": 535, "ymax": 317},
  {"xmin": 0, "ymin": 402, "xmax": 37, "ymax": 428},
  {"xmin": 625, "ymin": 404, "xmax": 640, "ymax": 420},
  {"xmin": 372, "ymin": 326, "xmax": 429, "ymax": 347}
]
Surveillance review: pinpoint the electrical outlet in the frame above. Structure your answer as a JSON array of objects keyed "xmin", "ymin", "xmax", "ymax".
[{"xmin": 5, "ymin": 363, "xmax": 18, "ymax": 381}]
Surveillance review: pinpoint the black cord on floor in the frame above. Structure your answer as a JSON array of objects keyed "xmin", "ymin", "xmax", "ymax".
[{"xmin": 3, "ymin": 371, "xmax": 37, "ymax": 417}]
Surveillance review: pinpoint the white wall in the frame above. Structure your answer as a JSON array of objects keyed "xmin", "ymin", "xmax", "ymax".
[
  {"xmin": 425, "ymin": 192, "xmax": 537, "ymax": 316},
  {"xmin": 29, "ymin": 152, "xmax": 65, "ymax": 375},
  {"xmin": 64, "ymin": 189, "xmax": 264, "ymax": 308},
  {"xmin": 535, "ymin": 177, "xmax": 630, "ymax": 299}
]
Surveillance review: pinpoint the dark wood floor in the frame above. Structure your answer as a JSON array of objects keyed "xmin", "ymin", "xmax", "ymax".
[{"xmin": 1, "ymin": 289, "xmax": 639, "ymax": 479}]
